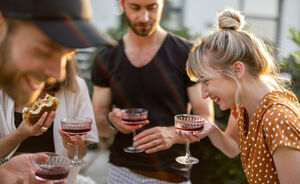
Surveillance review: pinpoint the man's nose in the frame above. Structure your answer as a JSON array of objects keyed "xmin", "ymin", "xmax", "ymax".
[{"xmin": 140, "ymin": 10, "xmax": 149, "ymax": 23}]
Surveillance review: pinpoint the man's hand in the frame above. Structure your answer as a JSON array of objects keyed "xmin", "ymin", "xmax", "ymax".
[
  {"xmin": 133, "ymin": 126, "xmax": 182, "ymax": 154},
  {"xmin": 109, "ymin": 108, "xmax": 149, "ymax": 134},
  {"xmin": 1, "ymin": 153, "xmax": 66, "ymax": 184},
  {"xmin": 0, "ymin": 153, "xmax": 49, "ymax": 184}
]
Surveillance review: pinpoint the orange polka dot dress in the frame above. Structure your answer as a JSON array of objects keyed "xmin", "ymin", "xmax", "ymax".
[{"xmin": 231, "ymin": 90, "xmax": 300, "ymax": 184}]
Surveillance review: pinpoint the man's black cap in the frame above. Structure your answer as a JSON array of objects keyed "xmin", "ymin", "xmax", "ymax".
[{"xmin": 0, "ymin": 0, "xmax": 117, "ymax": 48}]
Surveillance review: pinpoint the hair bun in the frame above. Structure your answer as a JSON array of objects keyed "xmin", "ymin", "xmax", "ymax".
[{"xmin": 217, "ymin": 9, "xmax": 245, "ymax": 31}]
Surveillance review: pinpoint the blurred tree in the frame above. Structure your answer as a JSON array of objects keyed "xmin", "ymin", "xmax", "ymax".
[{"xmin": 280, "ymin": 29, "xmax": 300, "ymax": 99}]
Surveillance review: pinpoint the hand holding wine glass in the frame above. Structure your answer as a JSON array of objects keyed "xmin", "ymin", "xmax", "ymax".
[
  {"xmin": 33, "ymin": 152, "xmax": 71, "ymax": 184},
  {"xmin": 108, "ymin": 108, "xmax": 149, "ymax": 134},
  {"xmin": 58, "ymin": 128, "xmax": 86, "ymax": 158},
  {"xmin": 0, "ymin": 153, "xmax": 49, "ymax": 184},
  {"xmin": 174, "ymin": 114, "xmax": 205, "ymax": 165},
  {"xmin": 60, "ymin": 118, "xmax": 92, "ymax": 166},
  {"xmin": 120, "ymin": 108, "xmax": 149, "ymax": 153},
  {"xmin": 176, "ymin": 119, "xmax": 213, "ymax": 143}
]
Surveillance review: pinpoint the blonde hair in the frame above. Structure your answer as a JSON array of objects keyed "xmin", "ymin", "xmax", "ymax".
[
  {"xmin": 44, "ymin": 56, "xmax": 79, "ymax": 93},
  {"xmin": 187, "ymin": 9, "xmax": 287, "ymax": 103}
]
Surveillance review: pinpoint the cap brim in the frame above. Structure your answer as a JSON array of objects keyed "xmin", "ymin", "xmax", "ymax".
[{"xmin": 34, "ymin": 19, "xmax": 117, "ymax": 48}]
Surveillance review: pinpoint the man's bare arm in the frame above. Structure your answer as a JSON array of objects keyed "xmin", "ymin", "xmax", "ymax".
[{"xmin": 92, "ymin": 86, "xmax": 117, "ymax": 137}]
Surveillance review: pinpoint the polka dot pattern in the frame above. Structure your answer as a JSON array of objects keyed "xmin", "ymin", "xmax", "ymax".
[{"xmin": 231, "ymin": 90, "xmax": 300, "ymax": 184}]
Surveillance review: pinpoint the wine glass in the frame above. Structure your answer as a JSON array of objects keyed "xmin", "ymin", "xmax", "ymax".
[
  {"xmin": 121, "ymin": 108, "xmax": 148, "ymax": 153},
  {"xmin": 60, "ymin": 118, "xmax": 92, "ymax": 166},
  {"xmin": 34, "ymin": 152, "xmax": 72, "ymax": 183},
  {"xmin": 174, "ymin": 114, "xmax": 205, "ymax": 165}
]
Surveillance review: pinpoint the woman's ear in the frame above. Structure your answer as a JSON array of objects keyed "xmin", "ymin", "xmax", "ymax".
[{"xmin": 232, "ymin": 61, "xmax": 245, "ymax": 79}]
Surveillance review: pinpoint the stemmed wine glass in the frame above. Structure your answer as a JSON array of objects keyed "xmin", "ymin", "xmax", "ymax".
[
  {"xmin": 34, "ymin": 152, "xmax": 72, "ymax": 183},
  {"xmin": 121, "ymin": 108, "xmax": 148, "ymax": 153},
  {"xmin": 174, "ymin": 114, "xmax": 205, "ymax": 165},
  {"xmin": 60, "ymin": 118, "xmax": 92, "ymax": 166}
]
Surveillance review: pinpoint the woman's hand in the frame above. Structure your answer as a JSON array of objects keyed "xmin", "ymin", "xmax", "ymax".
[
  {"xmin": 58, "ymin": 129, "xmax": 87, "ymax": 159},
  {"xmin": 16, "ymin": 111, "xmax": 56, "ymax": 140},
  {"xmin": 177, "ymin": 121, "xmax": 215, "ymax": 143}
]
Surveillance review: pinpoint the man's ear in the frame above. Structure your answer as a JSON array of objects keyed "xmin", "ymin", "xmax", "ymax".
[
  {"xmin": 119, "ymin": 0, "xmax": 124, "ymax": 11},
  {"xmin": 232, "ymin": 61, "xmax": 245, "ymax": 79}
]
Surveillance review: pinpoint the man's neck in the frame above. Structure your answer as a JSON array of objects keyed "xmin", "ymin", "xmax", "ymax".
[
  {"xmin": 122, "ymin": 26, "xmax": 168, "ymax": 67},
  {"xmin": 124, "ymin": 26, "xmax": 167, "ymax": 48}
]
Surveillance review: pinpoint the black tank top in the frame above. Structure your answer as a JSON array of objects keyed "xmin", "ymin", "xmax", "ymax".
[{"xmin": 14, "ymin": 112, "xmax": 55, "ymax": 153}]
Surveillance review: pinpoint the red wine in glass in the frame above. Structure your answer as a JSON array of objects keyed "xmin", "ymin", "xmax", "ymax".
[
  {"xmin": 60, "ymin": 118, "xmax": 92, "ymax": 166},
  {"xmin": 62, "ymin": 127, "xmax": 91, "ymax": 135},
  {"xmin": 174, "ymin": 114, "xmax": 205, "ymax": 165},
  {"xmin": 36, "ymin": 166, "xmax": 69, "ymax": 181},
  {"xmin": 121, "ymin": 118, "xmax": 147, "ymax": 126},
  {"xmin": 121, "ymin": 108, "xmax": 148, "ymax": 153},
  {"xmin": 34, "ymin": 152, "xmax": 71, "ymax": 183},
  {"xmin": 175, "ymin": 121, "xmax": 204, "ymax": 134},
  {"xmin": 175, "ymin": 126, "xmax": 204, "ymax": 133}
]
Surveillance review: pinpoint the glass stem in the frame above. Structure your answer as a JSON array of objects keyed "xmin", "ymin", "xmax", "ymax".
[
  {"xmin": 74, "ymin": 143, "xmax": 79, "ymax": 161},
  {"xmin": 132, "ymin": 130, "xmax": 136, "ymax": 147},
  {"xmin": 185, "ymin": 141, "xmax": 191, "ymax": 158}
]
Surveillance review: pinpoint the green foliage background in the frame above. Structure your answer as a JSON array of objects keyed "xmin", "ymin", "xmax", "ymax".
[{"xmin": 280, "ymin": 29, "xmax": 300, "ymax": 99}]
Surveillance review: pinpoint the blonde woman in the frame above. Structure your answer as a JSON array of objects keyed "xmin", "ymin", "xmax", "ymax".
[{"xmin": 185, "ymin": 9, "xmax": 300, "ymax": 184}]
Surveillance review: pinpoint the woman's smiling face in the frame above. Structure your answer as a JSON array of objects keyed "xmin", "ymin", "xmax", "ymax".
[{"xmin": 199, "ymin": 71, "xmax": 237, "ymax": 111}]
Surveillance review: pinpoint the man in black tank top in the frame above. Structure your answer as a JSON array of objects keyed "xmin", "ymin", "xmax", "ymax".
[{"xmin": 92, "ymin": 0, "xmax": 214, "ymax": 183}]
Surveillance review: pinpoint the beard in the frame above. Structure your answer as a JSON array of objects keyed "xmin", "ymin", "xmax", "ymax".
[
  {"xmin": 124, "ymin": 12, "xmax": 160, "ymax": 37},
  {"xmin": 0, "ymin": 34, "xmax": 41, "ymax": 105}
]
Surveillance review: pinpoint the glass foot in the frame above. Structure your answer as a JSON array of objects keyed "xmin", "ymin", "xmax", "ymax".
[
  {"xmin": 176, "ymin": 156, "xmax": 199, "ymax": 165},
  {"xmin": 124, "ymin": 146, "xmax": 144, "ymax": 153}
]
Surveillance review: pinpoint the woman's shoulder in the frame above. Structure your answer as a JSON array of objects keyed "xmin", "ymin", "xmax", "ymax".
[
  {"xmin": 263, "ymin": 104, "xmax": 299, "ymax": 124},
  {"xmin": 262, "ymin": 90, "xmax": 299, "ymax": 118},
  {"xmin": 262, "ymin": 103, "xmax": 300, "ymax": 154},
  {"xmin": 75, "ymin": 76, "xmax": 86, "ymax": 86}
]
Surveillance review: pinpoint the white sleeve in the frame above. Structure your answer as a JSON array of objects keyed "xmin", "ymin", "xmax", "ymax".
[{"xmin": 73, "ymin": 76, "xmax": 99, "ymax": 144}]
